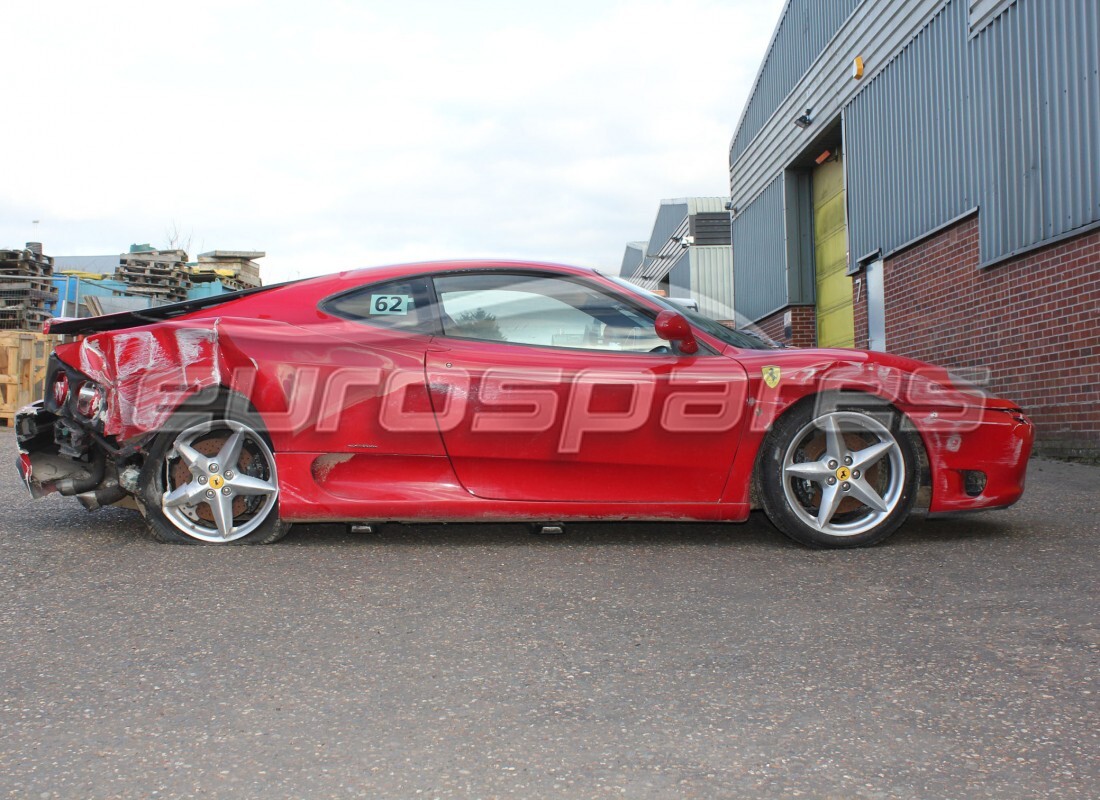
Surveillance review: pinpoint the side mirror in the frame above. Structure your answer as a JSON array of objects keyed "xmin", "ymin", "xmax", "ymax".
[{"xmin": 654, "ymin": 310, "xmax": 699, "ymax": 355}]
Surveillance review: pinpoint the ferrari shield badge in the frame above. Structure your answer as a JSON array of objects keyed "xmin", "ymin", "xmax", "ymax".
[{"xmin": 762, "ymin": 365, "xmax": 781, "ymax": 389}]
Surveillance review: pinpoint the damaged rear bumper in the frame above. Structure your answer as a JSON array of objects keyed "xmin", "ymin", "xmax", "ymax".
[
  {"xmin": 16, "ymin": 402, "xmax": 105, "ymax": 499},
  {"xmin": 15, "ymin": 401, "xmax": 135, "ymax": 511}
]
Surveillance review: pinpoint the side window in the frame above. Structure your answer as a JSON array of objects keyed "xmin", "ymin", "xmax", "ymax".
[
  {"xmin": 432, "ymin": 272, "xmax": 667, "ymax": 352},
  {"xmin": 322, "ymin": 277, "xmax": 438, "ymax": 334}
]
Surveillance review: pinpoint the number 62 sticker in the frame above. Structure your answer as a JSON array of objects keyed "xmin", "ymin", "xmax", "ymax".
[{"xmin": 370, "ymin": 294, "xmax": 412, "ymax": 315}]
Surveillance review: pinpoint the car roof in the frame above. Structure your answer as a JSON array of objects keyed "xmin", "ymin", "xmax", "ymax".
[{"xmin": 48, "ymin": 260, "xmax": 602, "ymax": 335}]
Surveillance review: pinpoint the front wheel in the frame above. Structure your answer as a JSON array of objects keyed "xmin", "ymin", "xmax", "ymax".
[
  {"xmin": 758, "ymin": 401, "xmax": 919, "ymax": 548},
  {"xmin": 138, "ymin": 409, "xmax": 289, "ymax": 545}
]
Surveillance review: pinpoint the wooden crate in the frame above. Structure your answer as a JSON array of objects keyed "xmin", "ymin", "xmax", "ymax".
[{"xmin": 0, "ymin": 331, "xmax": 53, "ymax": 426}]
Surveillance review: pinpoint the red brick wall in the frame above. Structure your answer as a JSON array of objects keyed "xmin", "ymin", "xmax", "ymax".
[
  {"xmin": 755, "ymin": 305, "xmax": 817, "ymax": 348},
  {"xmin": 865, "ymin": 216, "xmax": 1100, "ymax": 458}
]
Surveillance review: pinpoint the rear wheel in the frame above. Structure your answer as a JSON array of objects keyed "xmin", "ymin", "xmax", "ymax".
[
  {"xmin": 759, "ymin": 400, "xmax": 918, "ymax": 548},
  {"xmin": 139, "ymin": 408, "xmax": 288, "ymax": 545}
]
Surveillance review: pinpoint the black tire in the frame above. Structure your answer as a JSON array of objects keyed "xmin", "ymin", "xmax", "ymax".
[
  {"xmin": 137, "ymin": 399, "xmax": 289, "ymax": 545},
  {"xmin": 758, "ymin": 395, "xmax": 919, "ymax": 548}
]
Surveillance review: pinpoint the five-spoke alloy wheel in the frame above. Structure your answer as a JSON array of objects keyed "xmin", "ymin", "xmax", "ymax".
[
  {"xmin": 759, "ymin": 399, "xmax": 919, "ymax": 548},
  {"xmin": 139, "ymin": 406, "xmax": 289, "ymax": 545}
]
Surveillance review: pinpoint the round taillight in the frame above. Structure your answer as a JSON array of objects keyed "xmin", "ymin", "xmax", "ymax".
[
  {"xmin": 76, "ymin": 383, "xmax": 104, "ymax": 419},
  {"xmin": 52, "ymin": 373, "xmax": 69, "ymax": 406}
]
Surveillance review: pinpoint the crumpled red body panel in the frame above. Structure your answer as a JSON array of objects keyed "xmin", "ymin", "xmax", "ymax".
[{"xmin": 56, "ymin": 319, "xmax": 291, "ymax": 442}]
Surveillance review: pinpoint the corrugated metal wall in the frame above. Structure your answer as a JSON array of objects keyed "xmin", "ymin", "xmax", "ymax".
[
  {"xmin": 624, "ymin": 200, "xmax": 734, "ymax": 314},
  {"xmin": 732, "ymin": 175, "xmax": 788, "ymax": 321},
  {"xmin": 730, "ymin": 0, "xmax": 947, "ymax": 221},
  {"xmin": 847, "ymin": 0, "xmax": 1100, "ymax": 266},
  {"xmin": 969, "ymin": 0, "xmax": 1016, "ymax": 33},
  {"xmin": 730, "ymin": 0, "xmax": 863, "ymax": 165},
  {"xmin": 621, "ymin": 242, "xmax": 647, "ymax": 277},
  {"xmin": 646, "ymin": 202, "xmax": 690, "ymax": 259},
  {"xmin": 973, "ymin": 0, "xmax": 1099, "ymax": 260},
  {"xmin": 689, "ymin": 248, "xmax": 736, "ymax": 319},
  {"xmin": 666, "ymin": 251, "xmax": 692, "ymax": 297},
  {"xmin": 845, "ymin": 0, "xmax": 976, "ymax": 263}
]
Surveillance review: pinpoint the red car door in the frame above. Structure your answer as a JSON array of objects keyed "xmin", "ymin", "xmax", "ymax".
[{"xmin": 425, "ymin": 271, "xmax": 749, "ymax": 503}]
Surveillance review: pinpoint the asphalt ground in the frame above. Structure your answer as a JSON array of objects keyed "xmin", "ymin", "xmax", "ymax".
[{"xmin": 0, "ymin": 429, "xmax": 1097, "ymax": 799}]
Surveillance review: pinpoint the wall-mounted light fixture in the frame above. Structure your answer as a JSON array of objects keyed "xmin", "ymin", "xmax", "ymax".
[
  {"xmin": 794, "ymin": 107, "xmax": 813, "ymax": 128},
  {"xmin": 852, "ymin": 56, "xmax": 865, "ymax": 80}
]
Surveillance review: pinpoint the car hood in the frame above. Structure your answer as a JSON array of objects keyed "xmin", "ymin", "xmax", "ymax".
[{"xmin": 727, "ymin": 346, "xmax": 1017, "ymax": 411}]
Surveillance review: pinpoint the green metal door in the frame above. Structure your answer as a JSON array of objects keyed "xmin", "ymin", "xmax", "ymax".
[{"xmin": 812, "ymin": 155, "xmax": 854, "ymax": 348}]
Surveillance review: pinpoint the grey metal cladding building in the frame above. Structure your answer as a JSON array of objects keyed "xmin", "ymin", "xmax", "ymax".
[
  {"xmin": 623, "ymin": 198, "xmax": 735, "ymax": 320},
  {"xmin": 729, "ymin": 0, "xmax": 1100, "ymax": 456}
]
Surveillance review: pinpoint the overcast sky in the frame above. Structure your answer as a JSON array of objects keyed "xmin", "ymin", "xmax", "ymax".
[{"xmin": 2, "ymin": 0, "xmax": 784, "ymax": 283}]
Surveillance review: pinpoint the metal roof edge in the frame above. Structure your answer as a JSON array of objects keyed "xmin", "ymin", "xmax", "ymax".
[{"xmin": 728, "ymin": 0, "xmax": 797, "ymax": 153}]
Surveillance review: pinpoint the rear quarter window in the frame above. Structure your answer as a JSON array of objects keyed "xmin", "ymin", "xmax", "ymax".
[{"xmin": 321, "ymin": 277, "xmax": 439, "ymax": 335}]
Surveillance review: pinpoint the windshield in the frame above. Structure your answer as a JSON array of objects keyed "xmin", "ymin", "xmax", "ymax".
[{"xmin": 601, "ymin": 273, "xmax": 777, "ymax": 350}]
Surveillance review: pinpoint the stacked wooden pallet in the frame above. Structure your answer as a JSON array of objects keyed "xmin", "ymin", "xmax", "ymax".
[
  {"xmin": 191, "ymin": 250, "xmax": 264, "ymax": 291},
  {"xmin": 0, "ymin": 331, "xmax": 52, "ymax": 426},
  {"xmin": 116, "ymin": 249, "xmax": 192, "ymax": 303},
  {"xmin": 0, "ymin": 247, "xmax": 59, "ymax": 331}
]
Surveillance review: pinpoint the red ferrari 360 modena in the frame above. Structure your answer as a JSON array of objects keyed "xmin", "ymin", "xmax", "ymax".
[{"xmin": 16, "ymin": 260, "xmax": 1033, "ymax": 548}]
